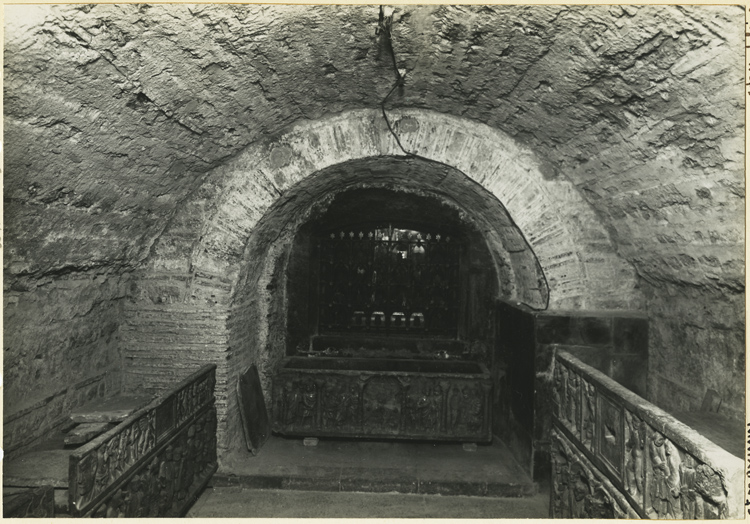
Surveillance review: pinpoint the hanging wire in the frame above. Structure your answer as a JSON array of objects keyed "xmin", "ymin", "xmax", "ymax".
[{"xmin": 375, "ymin": 6, "xmax": 550, "ymax": 311}]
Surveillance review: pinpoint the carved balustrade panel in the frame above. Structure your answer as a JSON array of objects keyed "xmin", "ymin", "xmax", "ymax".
[
  {"xmin": 3, "ymin": 486, "xmax": 55, "ymax": 518},
  {"xmin": 69, "ymin": 365, "xmax": 217, "ymax": 517},
  {"xmin": 551, "ymin": 351, "xmax": 743, "ymax": 519},
  {"xmin": 551, "ymin": 427, "xmax": 639, "ymax": 519}
]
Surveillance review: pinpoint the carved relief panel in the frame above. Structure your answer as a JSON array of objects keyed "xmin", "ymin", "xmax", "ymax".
[
  {"xmin": 551, "ymin": 428, "xmax": 636, "ymax": 519},
  {"xmin": 552, "ymin": 351, "xmax": 740, "ymax": 520},
  {"xmin": 623, "ymin": 409, "xmax": 646, "ymax": 507},
  {"xmin": 69, "ymin": 365, "xmax": 218, "ymax": 518},
  {"xmin": 580, "ymin": 377, "xmax": 596, "ymax": 452},
  {"xmin": 597, "ymin": 394, "xmax": 622, "ymax": 477},
  {"xmin": 271, "ymin": 360, "xmax": 492, "ymax": 442}
]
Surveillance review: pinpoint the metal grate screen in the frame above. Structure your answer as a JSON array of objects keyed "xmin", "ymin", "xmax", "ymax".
[{"xmin": 318, "ymin": 225, "xmax": 460, "ymax": 336}]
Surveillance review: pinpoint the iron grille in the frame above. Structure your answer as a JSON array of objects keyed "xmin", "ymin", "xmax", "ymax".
[{"xmin": 318, "ymin": 225, "xmax": 459, "ymax": 336}]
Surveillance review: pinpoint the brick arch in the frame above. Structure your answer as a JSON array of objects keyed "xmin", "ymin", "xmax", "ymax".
[{"xmin": 193, "ymin": 108, "xmax": 641, "ymax": 309}]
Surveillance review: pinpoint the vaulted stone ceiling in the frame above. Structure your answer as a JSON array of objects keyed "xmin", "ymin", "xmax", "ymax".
[{"xmin": 5, "ymin": 4, "xmax": 744, "ymax": 297}]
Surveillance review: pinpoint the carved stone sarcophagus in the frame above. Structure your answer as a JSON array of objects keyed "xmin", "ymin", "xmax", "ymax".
[{"xmin": 272, "ymin": 357, "xmax": 492, "ymax": 442}]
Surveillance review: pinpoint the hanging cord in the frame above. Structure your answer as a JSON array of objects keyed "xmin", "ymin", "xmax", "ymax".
[
  {"xmin": 377, "ymin": 6, "xmax": 418, "ymax": 158},
  {"xmin": 375, "ymin": 7, "xmax": 549, "ymax": 311}
]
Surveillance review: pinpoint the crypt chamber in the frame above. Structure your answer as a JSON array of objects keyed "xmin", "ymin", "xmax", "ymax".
[{"xmin": 3, "ymin": 4, "xmax": 745, "ymax": 519}]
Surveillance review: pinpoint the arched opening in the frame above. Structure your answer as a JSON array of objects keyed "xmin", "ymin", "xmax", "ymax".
[
  {"xmin": 287, "ymin": 187, "xmax": 501, "ymax": 362},
  {"xmin": 228, "ymin": 155, "xmax": 547, "ymax": 452}
]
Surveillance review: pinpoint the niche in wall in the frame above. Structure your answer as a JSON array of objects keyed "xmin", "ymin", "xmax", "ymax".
[{"xmin": 285, "ymin": 188, "xmax": 499, "ymax": 364}]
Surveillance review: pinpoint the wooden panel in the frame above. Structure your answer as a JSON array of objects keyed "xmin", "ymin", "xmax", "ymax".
[{"xmin": 237, "ymin": 364, "xmax": 270, "ymax": 455}]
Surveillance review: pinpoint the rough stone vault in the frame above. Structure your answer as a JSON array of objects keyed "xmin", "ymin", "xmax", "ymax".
[{"xmin": 4, "ymin": 2, "xmax": 745, "ymax": 492}]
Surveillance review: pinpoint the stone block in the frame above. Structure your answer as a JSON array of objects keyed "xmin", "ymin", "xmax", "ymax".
[
  {"xmin": 575, "ymin": 316, "xmax": 612, "ymax": 346},
  {"xmin": 64, "ymin": 422, "xmax": 115, "ymax": 446},
  {"xmin": 613, "ymin": 317, "xmax": 648, "ymax": 354},
  {"xmin": 70, "ymin": 395, "xmax": 152, "ymax": 424},
  {"xmin": 534, "ymin": 314, "xmax": 571, "ymax": 344}
]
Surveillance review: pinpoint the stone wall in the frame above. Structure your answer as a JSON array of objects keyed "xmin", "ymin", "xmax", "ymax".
[
  {"xmin": 3, "ymin": 272, "xmax": 129, "ymax": 455},
  {"xmin": 646, "ymin": 286, "xmax": 745, "ymax": 423}
]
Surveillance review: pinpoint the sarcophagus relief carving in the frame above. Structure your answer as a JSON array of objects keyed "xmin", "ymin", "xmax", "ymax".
[{"xmin": 272, "ymin": 357, "xmax": 492, "ymax": 442}]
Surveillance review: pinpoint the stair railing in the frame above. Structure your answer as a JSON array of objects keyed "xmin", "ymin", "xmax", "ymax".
[
  {"xmin": 68, "ymin": 364, "xmax": 217, "ymax": 517},
  {"xmin": 550, "ymin": 350, "xmax": 743, "ymax": 519}
]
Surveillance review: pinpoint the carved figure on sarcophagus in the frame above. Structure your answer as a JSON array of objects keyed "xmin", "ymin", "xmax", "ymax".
[
  {"xmin": 322, "ymin": 378, "xmax": 353, "ymax": 429},
  {"xmin": 552, "ymin": 362, "xmax": 564, "ymax": 419},
  {"xmin": 406, "ymin": 382, "xmax": 441, "ymax": 432},
  {"xmin": 624, "ymin": 410, "xmax": 645, "ymax": 502},
  {"xmin": 565, "ymin": 369, "xmax": 580, "ymax": 436},
  {"xmin": 587, "ymin": 483, "xmax": 618, "ymax": 519},
  {"xmin": 646, "ymin": 428, "xmax": 681, "ymax": 519},
  {"xmin": 678, "ymin": 453, "xmax": 704, "ymax": 519},
  {"xmin": 94, "ymin": 443, "xmax": 110, "ymax": 496},
  {"xmin": 74, "ymin": 452, "xmax": 97, "ymax": 510},
  {"xmin": 446, "ymin": 384, "xmax": 467, "ymax": 431},
  {"xmin": 158, "ymin": 445, "xmax": 177, "ymax": 513},
  {"xmin": 464, "ymin": 385, "xmax": 484, "ymax": 433},
  {"xmin": 343, "ymin": 383, "xmax": 362, "ymax": 427},
  {"xmin": 550, "ymin": 440, "xmax": 571, "ymax": 518},
  {"xmin": 568, "ymin": 462, "xmax": 590, "ymax": 517},
  {"xmin": 580, "ymin": 379, "xmax": 596, "ymax": 451},
  {"xmin": 176, "ymin": 386, "xmax": 190, "ymax": 423},
  {"xmin": 278, "ymin": 379, "xmax": 300, "ymax": 426},
  {"xmin": 363, "ymin": 377, "xmax": 402, "ymax": 432},
  {"xmin": 299, "ymin": 380, "xmax": 318, "ymax": 427},
  {"xmin": 277, "ymin": 378, "xmax": 318, "ymax": 428}
]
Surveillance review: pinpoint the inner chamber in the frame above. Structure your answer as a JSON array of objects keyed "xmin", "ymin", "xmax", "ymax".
[
  {"xmin": 287, "ymin": 187, "xmax": 499, "ymax": 364},
  {"xmin": 229, "ymin": 157, "xmax": 548, "ymax": 449}
]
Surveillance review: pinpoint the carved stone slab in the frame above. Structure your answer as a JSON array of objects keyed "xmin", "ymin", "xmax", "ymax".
[
  {"xmin": 237, "ymin": 364, "xmax": 270, "ymax": 455},
  {"xmin": 68, "ymin": 365, "xmax": 217, "ymax": 517},
  {"xmin": 70, "ymin": 395, "xmax": 152, "ymax": 423},
  {"xmin": 64, "ymin": 422, "xmax": 116, "ymax": 446}
]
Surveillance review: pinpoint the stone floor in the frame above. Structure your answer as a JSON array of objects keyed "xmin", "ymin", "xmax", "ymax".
[
  {"xmin": 672, "ymin": 411, "xmax": 744, "ymax": 458},
  {"xmin": 215, "ymin": 435, "xmax": 537, "ymax": 497},
  {"xmin": 187, "ymin": 486, "xmax": 551, "ymax": 518}
]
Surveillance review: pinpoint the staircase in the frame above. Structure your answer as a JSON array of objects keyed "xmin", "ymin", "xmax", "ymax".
[{"xmin": 3, "ymin": 395, "xmax": 153, "ymax": 517}]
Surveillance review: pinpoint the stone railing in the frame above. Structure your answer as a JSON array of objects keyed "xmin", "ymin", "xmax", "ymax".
[
  {"xmin": 68, "ymin": 365, "xmax": 217, "ymax": 517},
  {"xmin": 551, "ymin": 350, "xmax": 743, "ymax": 519}
]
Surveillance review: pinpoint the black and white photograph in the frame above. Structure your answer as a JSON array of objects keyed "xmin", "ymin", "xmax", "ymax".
[{"xmin": 3, "ymin": 3, "xmax": 746, "ymax": 518}]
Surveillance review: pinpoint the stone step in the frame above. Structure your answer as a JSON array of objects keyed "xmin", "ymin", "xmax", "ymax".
[
  {"xmin": 3, "ymin": 449, "xmax": 70, "ymax": 489},
  {"xmin": 212, "ymin": 435, "xmax": 537, "ymax": 498},
  {"xmin": 673, "ymin": 411, "xmax": 744, "ymax": 458},
  {"xmin": 69, "ymin": 394, "xmax": 152, "ymax": 424},
  {"xmin": 63, "ymin": 422, "xmax": 115, "ymax": 446}
]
